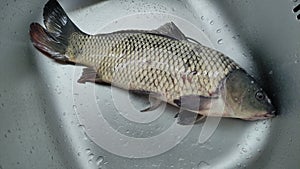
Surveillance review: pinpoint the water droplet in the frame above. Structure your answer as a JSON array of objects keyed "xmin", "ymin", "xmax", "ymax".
[
  {"xmin": 86, "ymin": 148, "xmax": 91, "ymax": 154},
  {"xmin": 199, "ymin": 142, "xmax": 213, "ymax": 150},
  {"xmin": 216, "ymin": 29, "xmax": 221, "ymax": 33},
  {"xmin": 88, "ymin": 153, "xmax": 94, "ymax": 161},
  {"xmin": 268, "ymin": 70, "xmax": 273, "ymax": 75},
  {"xmin": 197, "ymin": 161, "xmax": 210, "ymax": 169},
  {"xmin": 172, "ymin": 7, "xmax": 176, "ymax": 12},
  {"xmin": 294, "ymin": 60, "xmax": 299, "ymax": 64},
  {"xmin": 72, "ymin": 105, "xmax": 77, "ymax": 111},
  {"xmin": 217, "ymin": 39, "xmax": 223, "ymax": 44},
  {"xmin": 242, "ymin": 147, "xmax": 247, "ymax": 153},
  {"xmin": 209, "ymin": 20, "xmax": 214, "ymax": 25},
  {"xmin": 201, "ymin": 16, "xmax": 205, "ymax": 20},
  {"xmin": 96, "ymin": 156, "xmax": 104, "ymax": 166}
]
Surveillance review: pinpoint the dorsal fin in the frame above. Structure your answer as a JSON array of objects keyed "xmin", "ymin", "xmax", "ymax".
[
  {"xmin": 151, "ymin": 22, "xmax": 187, "ymax": 40},
  {"xmin": 106, "ymin": 22, "xmax": 188, "ymax": 41}
]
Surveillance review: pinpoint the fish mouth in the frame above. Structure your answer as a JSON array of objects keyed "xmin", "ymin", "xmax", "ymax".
[{"xmin": 242, "ymin": 110, "xmax": 276, "ymax": 121}]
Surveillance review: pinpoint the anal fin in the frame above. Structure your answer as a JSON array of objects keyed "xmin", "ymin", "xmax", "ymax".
[{"xmin": 77, "ymin": 67, "xmax": 103, "ymax": 84}]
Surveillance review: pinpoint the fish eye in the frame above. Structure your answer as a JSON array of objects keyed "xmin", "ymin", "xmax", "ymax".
[{"xmin": 255, "ymin": 91, "xmax": 265, "ymax": 101}]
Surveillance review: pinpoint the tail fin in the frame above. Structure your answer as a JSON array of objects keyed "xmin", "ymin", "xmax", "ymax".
[{"xmin": 29, "ymin": 0, "xmax": 85, "ymax": 62}]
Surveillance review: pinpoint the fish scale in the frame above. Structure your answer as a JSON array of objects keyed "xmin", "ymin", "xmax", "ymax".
[{"xmin": 66, "ymin": 32, "xmax": 239, "ymax": 103}]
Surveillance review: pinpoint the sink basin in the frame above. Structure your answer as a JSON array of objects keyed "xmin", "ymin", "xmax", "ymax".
[{"xmin": 1, "ymin": 0, "xmax": 300, "ymax": 169}]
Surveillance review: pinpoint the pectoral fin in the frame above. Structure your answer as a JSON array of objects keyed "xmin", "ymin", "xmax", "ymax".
[
  {"xmin": 175, "ymin": 110, "xmax": 205, "ymax": 125},
  {"xmin": 173, "ymin": 95, "xmax": 216, "ymax": 111}
]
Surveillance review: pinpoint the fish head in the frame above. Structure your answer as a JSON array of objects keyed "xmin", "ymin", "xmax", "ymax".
[{"xmin": 221, "ymin": 69, "xmax": 275, "ymax": 120}]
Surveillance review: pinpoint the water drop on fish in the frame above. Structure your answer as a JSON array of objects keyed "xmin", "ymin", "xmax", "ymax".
[
  {"xmin": 197, "ymin": 161, "xmax": 210, "ymax": 169},
  {"xmin": 201, "ymin": 16, "xmax": 205, "ymax": 20},
  {"xmin": 242, "ymin": 147, "xmax": 247, "ymax": 153},
  {"xmin": 217, "ymin": 39, "xmax": 223, "ymax": 44},
  {"xmin": 294, "ymin": 60, "xmax": 299, "ymax": 64},
  {"xmin": 216, "ymin": 29, "xmax": 221, "ymax": 33},
  {"xmin": 209, "ymin": 20, "xmax": 214, "ymax": 25}
]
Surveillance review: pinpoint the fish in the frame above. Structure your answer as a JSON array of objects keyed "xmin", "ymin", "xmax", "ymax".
[{"xmin": 29, "ymin": 0, "xmax": 275, "ymax": 124}]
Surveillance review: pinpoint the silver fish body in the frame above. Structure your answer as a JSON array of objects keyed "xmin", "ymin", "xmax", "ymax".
[
  {"xmin": 29, "ymin": 0, "xmax": 275, "ymax": 122},
  {"xmin": 68, "ymin": 32, "xmax": 239, "ymax": 102}
]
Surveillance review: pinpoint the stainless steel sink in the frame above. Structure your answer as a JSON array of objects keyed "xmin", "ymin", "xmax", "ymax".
[{"xmin": 1, "ymin": 0, "xmax": 300, "ymax": 169}]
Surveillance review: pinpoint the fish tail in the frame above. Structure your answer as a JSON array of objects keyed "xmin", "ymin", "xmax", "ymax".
[{"xmin": 29, "ymin": 0, "xmax": 85, "ymax": 62}]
